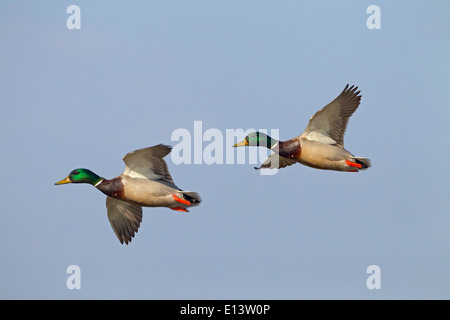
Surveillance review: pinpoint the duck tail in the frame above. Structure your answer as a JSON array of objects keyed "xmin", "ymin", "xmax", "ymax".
[
  {"xmin": 353, "ymin": 157, "xmax": 371, "ymax": 170},
  {"xmin": 181, "ymin": 191, "xmax": 202, "ymax": 207}
]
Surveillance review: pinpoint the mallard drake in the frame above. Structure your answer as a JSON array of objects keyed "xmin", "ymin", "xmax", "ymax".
[
  {"xmin": 233, "ymin": 84, "xmax": 371, "ymax": 172},
  {"xmin": 55, "ymin": 144, "xmax": 201, "ymax": 244}
]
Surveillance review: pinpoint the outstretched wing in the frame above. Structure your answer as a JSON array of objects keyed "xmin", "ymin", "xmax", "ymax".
[
  {"xmin": 122, "ymin": 144, "xmax": 175, "ymax": 184},
  {"xmin": 106, "ymin": 197, "xmax": 143, "ymax": 245},
  {"xmin": 300, "ymin": 84, "xmax": 361, "ymax": 147},
  {"xmin": 255, "ymin": 153, "xmax": 297, "ymax": 170}
]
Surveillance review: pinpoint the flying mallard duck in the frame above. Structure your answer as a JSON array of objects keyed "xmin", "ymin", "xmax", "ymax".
[
  {"xmin": 233, "ymin": 84, "xmax": 371, "ymax": 172},
  {"xmin": 55, "ymin": 144, "xmax": 201, "ymax": 244}
]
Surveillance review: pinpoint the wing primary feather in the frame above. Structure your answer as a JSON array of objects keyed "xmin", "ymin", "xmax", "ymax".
[
  {"xmin": 300, "ymin": 84, "xmax": 362, "ymax": 147},
  {"xmin": 106, "ymin": 197, "xmax": 143, "ymax": 245}
]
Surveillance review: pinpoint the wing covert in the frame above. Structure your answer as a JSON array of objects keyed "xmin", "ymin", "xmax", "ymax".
[{"xmin": 122, "ymin": 144, "xmax": 175, "ymax": 184}]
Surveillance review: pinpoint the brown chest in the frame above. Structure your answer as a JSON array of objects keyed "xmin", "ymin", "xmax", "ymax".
[
  {"xmin": 96, "ymin": 177, "xmax": 125, "ymax": 198},
  {"xmin": 278, "ymin": 139, "xmax": 302, "ymax": 160}
]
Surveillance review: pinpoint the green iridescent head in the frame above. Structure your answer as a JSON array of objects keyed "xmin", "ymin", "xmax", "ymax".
[
  {"xmin": 55, "ymin": 168, "xmax": 103, "ymax": 186},
  {"xmin": 233, "ymin": 132, "xmax": 278, "ymax": 149}
]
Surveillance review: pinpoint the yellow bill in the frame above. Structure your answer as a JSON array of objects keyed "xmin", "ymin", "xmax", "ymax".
[
  {"xmin": 54, "ymin": 176, "xmax": 71, "ymax": 185},
  {"xmin": 233, "ymin": 139, "xmax": 248, "ymax": 147}
]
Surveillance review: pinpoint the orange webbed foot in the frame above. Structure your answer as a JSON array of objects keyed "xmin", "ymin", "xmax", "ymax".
[
  {"xmin": 172, "ymin": 194, "xmax": 191, "ymax": 206},
  {"xmin": 345, "ymin": 160, "xmax": 362, "ymax": 169},
  {"xmin": 171, "ymin": 207, "xmax": 189, "ymax": 212}
]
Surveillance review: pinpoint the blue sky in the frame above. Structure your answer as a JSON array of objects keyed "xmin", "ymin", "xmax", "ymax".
[{"xmin": 0, "ymin": 1, "xmax": 449, "ymax": 299}]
